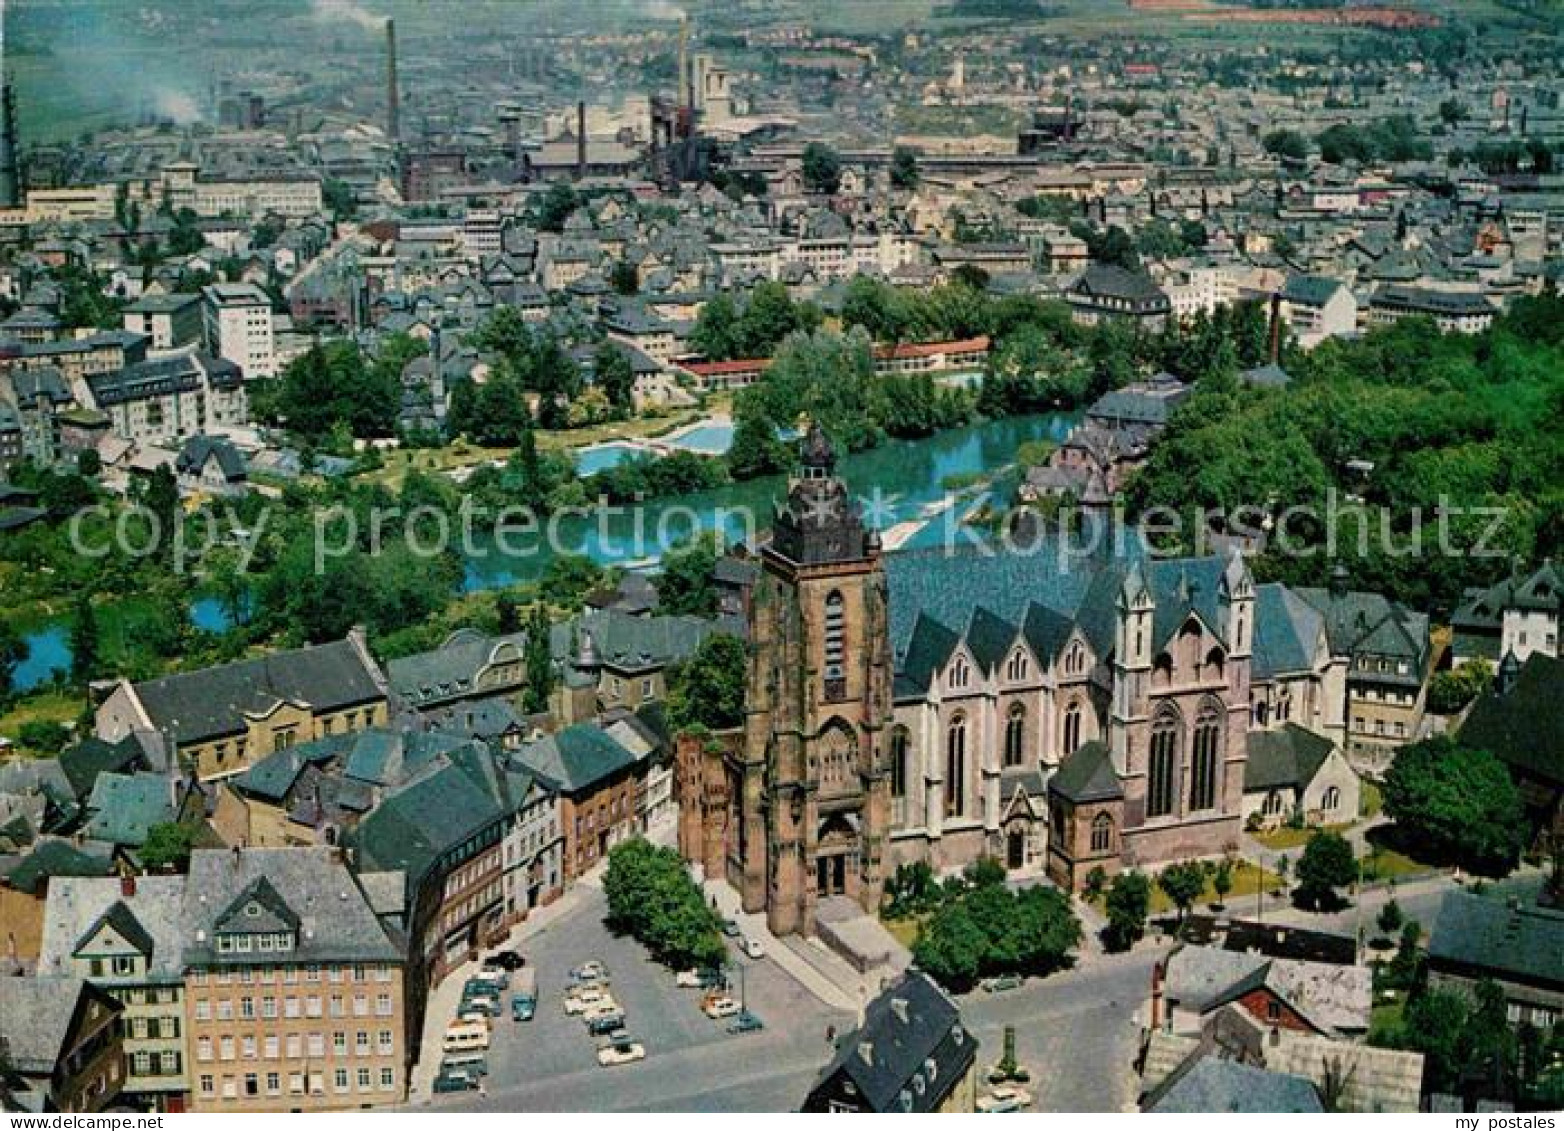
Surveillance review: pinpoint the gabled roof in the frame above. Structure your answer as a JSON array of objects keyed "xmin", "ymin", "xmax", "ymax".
[
  {"xmin": 807, "ymin": 971, "xmax": 977, "ymax": 1113},
  {"xmin": 1428, "ymin": 889, "xmax": 1564, "ymax": 991},
  {"xmin": 1145, "ymin": 1056, "xmax": 1322, "ymax": 1114},
  {"xmin": 2, "ymin": 838, "xmax": 114, "ymax": 895},
  {"xmin": 1244, "ymin": 724, "xmax": 1338, "ymax": 794},
  {"xmin": 39, "ymin": 874, "xmax": 187, "ymax": 982},
  {"xmin": 1049, "ymin": 740, "xmax": 1122, "ymax": 803},
  {"xmin": 1459, "ymin": 652, "xmax": 1564, "ymax": 789},
  {"xmin": 0, "ymin": 978, "xmax": 110, "ymax": 1076},
  {"xmin": 75, "ymin": 899, "xmax": 156, "ymax": 958},
  {"xmin": 513, "ymin": 724, "xmax": 638, "ymax": 795},
  {"xmin": 214, "ymin": 875, "xmax": 300, "ymax": 936},
  {"xmin": 82, "ymin": 772, "xmax": 174, "ymax": 848}
]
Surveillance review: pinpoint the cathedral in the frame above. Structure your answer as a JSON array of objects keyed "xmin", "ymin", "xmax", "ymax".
[{"xmin": 678, "ymin": 425, "xmax": 1352, "ymax": 938}]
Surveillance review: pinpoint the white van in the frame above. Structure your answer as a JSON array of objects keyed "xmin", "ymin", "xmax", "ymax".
[{"xmin": 443, "ymin": 1021, "xmax": 491, "ymax": 1053}]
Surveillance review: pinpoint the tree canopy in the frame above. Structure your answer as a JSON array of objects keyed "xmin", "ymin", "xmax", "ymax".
[{"xmin": 1381, "ymin": 736, "xmax": 1526, "ymax": 874}]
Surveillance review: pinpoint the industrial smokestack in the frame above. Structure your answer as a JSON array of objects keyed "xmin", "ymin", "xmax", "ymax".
[
  {"xmin": 0, "ymin": 85, "xmax": 19, "ymax": 209},
  {"xmin": 577, "ymin": 100, "xmax": 587, "ymax": 180},
  {"xmin": 385, "ymin": 19, "xmax": 400, "ymax": 144}
]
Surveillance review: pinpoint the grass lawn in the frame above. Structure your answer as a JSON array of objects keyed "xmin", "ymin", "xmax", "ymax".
[
  {"xmin": 1359, "ymin": 845, "xmax": 1435, "ymax": 883},
  {"xmin": 0, "ymin": 689, "xmax": 87, "ymax": 753},
  {"xmin": 1253, "ymin": 821, "xmax": 1354, "ymax": 851},
  {"xmin": 881, "ymin": 914, "xmax": 926, "ymax": 951},
  {"xmin": 1146, "ymin": 860, "xmax": 1280, "ymax": 915},
  {"xmin": 1360, "ymin": 780, "xmax": 1383, "ymax": 819},
  {"xmin": 1368, "ymin": 998, "xmax": 1405, "ymax": 1044}
]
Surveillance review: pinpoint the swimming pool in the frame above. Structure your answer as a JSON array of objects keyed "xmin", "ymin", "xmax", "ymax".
[
  {"xmin": 575, "ymin": 441, "xmax": 647, "ymax": 475},
  {"xmin": 667, "ymin": 421, "xmax": 735, "ymax": 455}
]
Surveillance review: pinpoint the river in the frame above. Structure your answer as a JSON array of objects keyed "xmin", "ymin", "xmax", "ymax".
[{"xmin": 8, "ymin": 412, "xmax": 1077, "ymax": 695}]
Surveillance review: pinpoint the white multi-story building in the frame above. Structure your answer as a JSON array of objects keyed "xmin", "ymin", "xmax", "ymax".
[
  {"xmin": 203, "ymin": 283, "xmax": 276, "ymax": 378},
  {"xmin": 85, "ymin": 353, "xmax": 249, "ymax": 445}
]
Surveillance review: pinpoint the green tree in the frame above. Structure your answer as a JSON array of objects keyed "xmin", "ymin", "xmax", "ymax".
[
  {"xmin": 323, "ymin": 177, "xmax": 357, "ymax": 221},
  {"xmin": 655, "ymin": 534, "xmax": 719, "ymax": 617},
  {"xmin": 495, "ymin": 591, "xmax": 522, "ymax": 635},
  {"xmin": 1211, "ymin": 858, "xmax": 1234, "ymax": 908},
  {"xmin": 609, "ymin": 260, "xmax": 639, "ymax": 296},
  {"xmin": 1263, "ymin": 129, "xmax": 1310, "ymax": 161},
  {"xmin": 141, "ymin": 821, "xmax": 198, "ymax": 872},
  {"xmin": 725, "ymin": 406, "xmax": 787, "ymax": 480},
  {"xmin": 890, "ymin": 145, "xmax": 920, "ymax": 189},
  {"xmin": 691, "ymin": 292, "xmax": 742, "ymax": 361},
  {"xmin": 801, "ymin": 141, "xmax": 842, "ymax": 195},
  {"xmin": 1426, "ymin": 660, "xmax": 1492, "ymax": 714},
  {"xmin": 535, "ymin": 182, "xmax": 579, "ymax": 232},
  {"xmin": 18, "ymin": 721, "xmax": 71, "ymax": 754},
  {"xmin": 1157, "ymin": 861, "xmax": 1206, "ymax": 926},
  {"xmin": 593, "ymin": 344, "xmax": 636, "ymax": 412},
  {"xmin": 1381, "ymin": 736, "xmax": 1525, "ymax": 874},
  {"xmin": 912, "ymin": 898, "xmax": 989, "ymax": 992},
  {"xmin": 1104, "ymin": 871, "xmax": 1150, "ymax": 952},
  {"xmin": 667, "ymin": 633, "xmax": 748, "ymax": 732},
  {"xmin": 1377, "ymin": 897, "xmax": 1404, "ymax": 937},
  {"xmin": 1295, "ymin": 830, "xmax": 1357, "ymax": 910},
  {"xmin": 522, "ymin": 603, "xmax": 554, "ymax": 715},
  {"xmin": 603, "ymin": 838, "xmax": 726, "ymax": 969},
  {"xmin": 539, "ymin": 555, "xmax": 607, "ymax": 612},
  {"xmin": 0, "ymin": 619, "xmax": 24, "ymax": 700},
  {"xmin": 70, "ymin": 592, "xmax": 102, "ymax": 684}
]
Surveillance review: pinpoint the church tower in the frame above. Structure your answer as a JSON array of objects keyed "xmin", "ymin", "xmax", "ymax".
[{"xmin": 739, "ymin": 423, "xmax": 893, "ymax": 937}]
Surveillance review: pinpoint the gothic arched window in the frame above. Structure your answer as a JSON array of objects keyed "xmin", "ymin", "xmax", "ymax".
[
  {"xmin": 1090, "ymin": 812, "xmax": 1114, "ymax": 854},
  {"xmin": 890, "ymin": 726, "xmax": 909, "ymax": 798},
  {"xmin": 1004, "ymin": 704, "xmax": 1026, "ymax": 768},
  {"xmin": 1007, "ymin": 650, "xmax": 1029, "ymax": 682},
  {"xmin": 1189, "ymin": 702, "xmax": 1221, "ymax": 812},
  {"xmin": 946, "ymin": 715, "xmax": 967, "ymax": 817},
  {"xmin": 1063, "ymin": 702, "xmax": 1083, "ymax": 757},
  {"xmin": 1148, "ymin": 709, "xmax": 1181, "ymax": 819}
]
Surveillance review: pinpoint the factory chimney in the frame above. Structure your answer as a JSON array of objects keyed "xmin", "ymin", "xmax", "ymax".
[
  {"xmin": 0, "ymin": 85, "xmax": 19, "ymax": 209},
  {"xmin": 385, "ymin": 19, "xmax": 400, "ymax": 144},
  {"xmin": 577, "ymin": 100, "xmax": 587, "ymax": 180}
]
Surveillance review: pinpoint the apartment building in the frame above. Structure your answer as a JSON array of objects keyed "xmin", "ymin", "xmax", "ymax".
[
  {"xmin": 84, "ymin": 353, "xmax": 248, "ymax": 447},
  {"xmin": 203, "ymin": 283, "xmax": 277, "ymax": 378},
  {"xmin": 181, "ymin": 848, "xmax": 407, "ymax": 1113},
  {"xmin": 122, "ymin": 293, "xmax": 205, "ymax": 350}
]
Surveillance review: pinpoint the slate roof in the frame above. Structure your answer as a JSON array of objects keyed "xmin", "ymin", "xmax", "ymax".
[
  {"xmin": 38, "ymin": 875, "xmax": 188, "ymax": 983},
  {"xmin": 1280, "ymin": 273, "xmax": 1345, "ymax": 307},
  {"xmin": 1252, "ymin": 584, "xmax": 1324, "ymax": 680},
  {"xmin": 1427, "ymin": 890, "xmax": 1564, "ymax": 991},
  {"xmin": 126, "ymin": 636, "xmax": 384, "ymax": 744},
  {"xmin": 58, "ymin": 736, "xmax": 147, "ymax": 800},
  {"xmin": 182, "ymin": 847, "xmax": 402, "ymax": 966},
  {"xmin": 349, "ymin": 741, "xmax": 518, "ymax": 893},
  {"xmin": 0, "ymin": 977, "xmax": 104, "ymax": 1075},
  {"xmin": 1459, "ymin": 652, "xmax": 1564, "ymax": 789},
  {"xmin": 386, "ymin": 628, "xmax": 527, "ymax": 708},
  {"xmin": 512, "ymin": 723, "xmax": 638, "ymax": 795},
  {"xmin": 2, "ymin": 838, "xmax": 115, "ymax": 895},
  {"xmin": 807, "ymin": 970, "xmax": 977, "ymax": 1113},
  {"xmin": 82, "ymin": 772, "xmax": 175, "ymax": 848},
  {"xmin": 1049, "ymin": 740, "xmax": 1122, "ymax": 803},
  {"xmin": 1295, "ymin": 582, "xmax": 1428, "ymax": 679},
  {"xmin": 1164, "ymin": 945, "xmax": 1371, "ymax": 1036},
  {"xmin": 1145, "ymin": 1057, "xmax": 1322, "ymax": 1113},
  {"xmin": 1244, "ymin": 723, "xmax": 1337, "ymax": 793}
]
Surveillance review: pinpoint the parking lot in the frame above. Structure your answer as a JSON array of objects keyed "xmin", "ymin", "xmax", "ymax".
[{"xmin": 426, "ymin": 884, "xmax": 849, "ymax": 1112}]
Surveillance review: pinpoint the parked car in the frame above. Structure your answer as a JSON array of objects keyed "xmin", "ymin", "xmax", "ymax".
[
  {"xmin": 703, "ymin": 995, "xmax": 741, "ymax": 1019},
  {"xmin": 976, "ymin": 1086, "xmax": 1033, "ymax": 1113},
  {"xmin": 720, "ymin": 919, "xmax": 741, "ymax": 938},
  {"xmin": 570, "ymin": 960, "xmax": 608, "ymax": 982},
  {"xmin": 727, "ymin": 1010, "xmax": 764, "ymax": 1034},
  {"xmin": 580, "ymin": 998, "xmax": 623, "ymax": 1023},
  {"xmin": 587, "ymin": 1010, "xmax": 628, "ymax": 1035},
  {"xmin": 597, "ymin": 1040, "xmax": 647, "ymax": 1067},
  {"xmin": 981, "ymin": 974, "xmax": 1023, "ymax": 993},
  {"xmin": 511, "ymin": 994, "xmax": 535, "ymax": 1022},
  {"xmin": 676, "ymin": 967, "xmax": 725, "ymax": 989},
  {"xmin": 739, "ymin": 936, "xmax": 765, "ymax": 959},
  {"xmin": 433, "ymin": 1069, "xmax": 479, "ymax": 1094},
  {"xmin": 486, "ymin": 950, "xmax": 526, "ymax": 971},
  {"xmin": 471, "ymin": 969, "xmax": 509, "ymax": 990},
  {"xmin": 564, "ymin": 987, "xmax": 614, "ymax": 1015},
  {"xmin": 441, "ymin": 1053, "xmax": 487, "ymax": 1078},
  {"xmin": 460, "ymin": 994, "xmax": 501, "ymax": 1017},
  {"xmin": 442, "ymin": 1021, "xmax": 490, "ymax": 1054}
]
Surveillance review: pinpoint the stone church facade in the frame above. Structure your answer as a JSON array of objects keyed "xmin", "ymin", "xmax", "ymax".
[{"xmin": 678, "ymin": 427, "xmax": 1367, "ymax": 937}]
